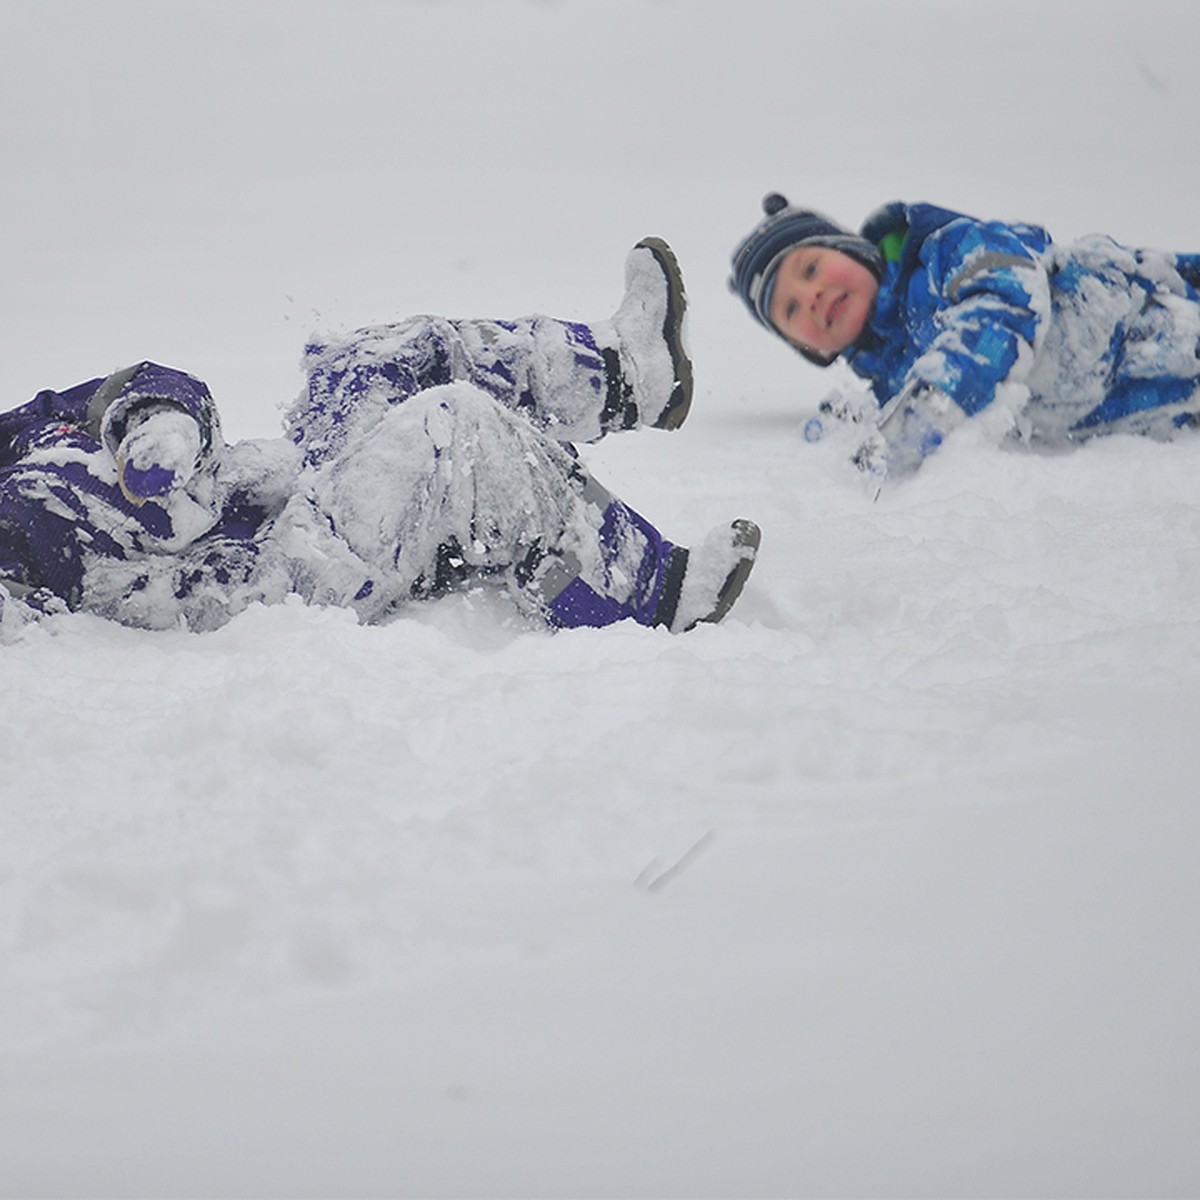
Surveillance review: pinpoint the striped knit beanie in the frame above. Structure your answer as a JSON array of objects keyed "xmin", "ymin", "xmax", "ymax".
[{"xmin": 729, "ymin": 193, "xmax": 883, "ymax": 359}]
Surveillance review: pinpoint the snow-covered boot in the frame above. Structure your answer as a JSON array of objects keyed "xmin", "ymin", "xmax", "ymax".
[
  {"xmin": 663, "ymin": 518, "xmax": 761, "ymax": 632},
  {"xmin": 515, "ymin": 471, "xmax": 683, "ymax": 629},
  {"xmin": 605, "ymin": 237, "xmax": 694, "ymax": 431},
  {"xmin": 520, "ymin": 467, "xmax": 759, "ymax": 633}
]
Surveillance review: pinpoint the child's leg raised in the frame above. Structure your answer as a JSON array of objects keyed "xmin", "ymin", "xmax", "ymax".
[
  {"xmin": 289, "ymin": 239, "xmax": 692, "ymax": 464},
  {"xmin": 449, "ymin": 237, "xmax": 693, "ymax": 441}
]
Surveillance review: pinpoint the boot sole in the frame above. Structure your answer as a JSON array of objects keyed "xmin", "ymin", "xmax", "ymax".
[
  {"xmin": 636, "ymin": 236, "xmax": 693, "ymax": 430},
  {"xmin": 689, "ymin": 519, "xmax": 762, "ymax": 629}
]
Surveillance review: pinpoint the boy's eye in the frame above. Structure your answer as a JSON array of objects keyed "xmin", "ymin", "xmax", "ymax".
[{"xmin": 803, "ymin": 258, "xmax": 818, "ymax": 279}]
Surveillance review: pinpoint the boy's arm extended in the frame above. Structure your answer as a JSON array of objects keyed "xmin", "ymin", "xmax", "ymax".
[{"xmin": 863, "ymin": 217, "xmax": 1051, "ymax": 476}]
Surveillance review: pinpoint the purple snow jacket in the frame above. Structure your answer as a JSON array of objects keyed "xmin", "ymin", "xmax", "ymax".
[{"xmin": 0, "ymin": 362, "xmax": 226, "ymax": 607}]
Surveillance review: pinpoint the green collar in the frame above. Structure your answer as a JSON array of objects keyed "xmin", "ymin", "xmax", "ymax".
[{"xmin": 879, "ymin": 227, "xmax": 907, "ymax": 264}]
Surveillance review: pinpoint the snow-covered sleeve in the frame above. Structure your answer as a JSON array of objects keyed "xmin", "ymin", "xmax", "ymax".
[
  {"xmin": 856, "ymin": 216, "xmax": 1052, "ymax": 478},
  {"xmin": 80, "ymin": 361, "xmax": 223, "ymax": 503},
  {"xmin": 906, "ymin": 217, "xmax": 1050, "ymax": 417},
  {"xmin": 82, "ymin": 361, "xmax": 226, "ymax": 511},
  {"xmin": 86, "ymin": 361, "xmax": 222, "ymax": 464}
]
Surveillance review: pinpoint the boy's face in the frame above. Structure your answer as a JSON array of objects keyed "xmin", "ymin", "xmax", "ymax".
[{"xmin": 768, "ymin": 245, "xmax": 878, "ymax": 357}]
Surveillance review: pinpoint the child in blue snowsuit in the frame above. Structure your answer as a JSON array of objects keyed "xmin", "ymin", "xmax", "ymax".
[
  {"xmin": 729, "ymin": 194, "xmax": 1200, "ymax": 477},
  {"xmin": 0, "ymin": 239, "xmax": 759, "ymax": 637}
]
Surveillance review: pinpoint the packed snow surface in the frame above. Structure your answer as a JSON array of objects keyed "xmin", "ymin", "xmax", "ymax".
[{"xmin": 2, "ymin": 1, "xmax": 1199, "ymax": 1195}]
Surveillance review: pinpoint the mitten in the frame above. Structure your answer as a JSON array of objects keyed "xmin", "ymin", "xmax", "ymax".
[
  {"xmin": 853, "ymin": 383, "xmax": 964, "ymax": 479},
  {"xmin": 850, "ymin": 429, "xmax": 890, "ymax": 477},
  {"xmin": 115, "ymin": 407, "xmax": 202, "ymax": 504}
]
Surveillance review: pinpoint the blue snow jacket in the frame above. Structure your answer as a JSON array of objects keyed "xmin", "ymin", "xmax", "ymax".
[{"xmin": 845, "ymin": 201, "xmax": 1200, "ymax": 463}]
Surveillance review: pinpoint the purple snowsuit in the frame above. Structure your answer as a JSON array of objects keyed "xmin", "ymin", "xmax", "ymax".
[{"xmin": 0, "ymin": 315, "xmax": 687, "ymax": 632}]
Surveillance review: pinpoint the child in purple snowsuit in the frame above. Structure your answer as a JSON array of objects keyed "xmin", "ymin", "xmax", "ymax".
[{"xmin": 0, "ymin": 239, "xmax": 759, "ymax": 637}]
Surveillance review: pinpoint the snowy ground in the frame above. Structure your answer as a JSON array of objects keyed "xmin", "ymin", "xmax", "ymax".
[{"xmin": 3, "ymin": 1, "xmax": 1200, "ymax": 1196}]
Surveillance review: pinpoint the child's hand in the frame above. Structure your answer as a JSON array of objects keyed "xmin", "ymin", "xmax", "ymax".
[
  {"xmin": 819, "ymin": 387, "xmax": 877, "ymax": 425},
  {"xmin": 115, "ymin": 407, "xmax": 202, "ymax": 504},
  {"xmin": 851, "ymin": 430, "xmax": 890, "ymax": 477},
  {"xmin": 865, "ymin": 383, "xmax": 964, "ymax": 478}
]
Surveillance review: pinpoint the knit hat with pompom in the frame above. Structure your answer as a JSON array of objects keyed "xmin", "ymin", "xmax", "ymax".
[{"xmin": 729, "ymin": 193, "xmax": 883, "ymax": 362}]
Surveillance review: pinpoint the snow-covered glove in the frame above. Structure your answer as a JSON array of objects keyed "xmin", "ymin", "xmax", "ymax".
[
  {"xmin": 803, "ymin": 387, "xmax": 878, "ymax": 444},
  {"xmin": 852, "ymin": 383, "xmax": 964, "ymax": 480},
  {"xmin": 115, "ymin": 406, "xmax": 203, "ymax": 504},
  {"xmin": 850, "ymin": 429, "xmax": 890, "ymax": 477},
  {"xmin": 818, "ymin": 387, "xmax": 877, "ymax": 426}
]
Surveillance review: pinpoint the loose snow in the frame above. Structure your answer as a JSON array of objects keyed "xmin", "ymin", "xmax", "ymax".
[{"xmin": 2, "ymin": 1, "xmax": 1199, "ymax": 1196}]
